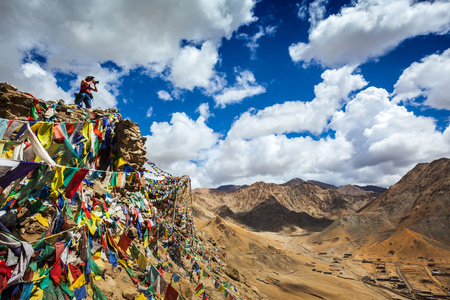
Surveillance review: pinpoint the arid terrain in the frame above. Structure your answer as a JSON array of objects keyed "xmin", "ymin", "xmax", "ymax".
[{"xmin": 192, "ymin": 158, "xmax": 450, "ymax": 299}]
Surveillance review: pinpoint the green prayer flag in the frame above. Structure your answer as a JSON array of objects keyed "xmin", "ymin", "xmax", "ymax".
[
  {"xmin": 40, "ymin": 269, "xmax": 51, "ymax": 290},
  {"xmin": 93, "ymin": 282, "xmax": 108, "ymax": 300},
  {"xmin": 30, "ymin": 105, "xmax": 39, "ymax": 121},
  {"xmin": 29, "ymin": 261, "xmax": 38, "ymax": 272},
  {"xmin": 130, "ymin": 242, "xmax": 140, "ymax": 260},
  {"xmin": 62, "ymin": 168, "xmax": 77, "ymax": 189},
  {"xmin": 60, "ymin": 281, "xmax": 75, "ymax": 297},
  {"xmin": 42, "ymin": 243, "xmax": 56, "ymax": 260}
]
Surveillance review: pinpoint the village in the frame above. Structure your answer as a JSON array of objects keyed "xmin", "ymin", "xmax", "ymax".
[{"xmin": 307, "ymin": 252, "xmax": 450, "ymax": 299}]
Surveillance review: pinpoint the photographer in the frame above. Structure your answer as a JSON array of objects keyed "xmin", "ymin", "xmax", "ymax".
[{"xmin": 75, "ymin": 75, "xmax": 98, "ymax": 109}]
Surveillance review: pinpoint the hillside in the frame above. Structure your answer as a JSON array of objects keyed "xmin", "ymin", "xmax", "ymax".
[
  {"xmin": 0, "ymin": 83, "xmax": 264, "ymax": 300},
  {"xmin": 308, "ymin": 157, "xmax": 450, "ymax": 258}
]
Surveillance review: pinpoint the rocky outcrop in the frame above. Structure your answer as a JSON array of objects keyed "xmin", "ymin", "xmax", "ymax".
[
  {"xmin": 0, "ymin": 82, "xmax": 146, "ymax": 171},
  {"xmin": 115, "ymin": 119, "xmax": 147, "ymax": 172}
]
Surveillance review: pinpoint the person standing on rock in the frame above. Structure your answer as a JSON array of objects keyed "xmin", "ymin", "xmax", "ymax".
[{"xmin": 75, "ymin": 75, "xmax": 98, "ymax": 109}]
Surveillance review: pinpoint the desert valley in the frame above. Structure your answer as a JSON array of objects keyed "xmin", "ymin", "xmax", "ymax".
[{"xmin": 192, "ymin": 158, "xmax": 450, "ymax": 299}]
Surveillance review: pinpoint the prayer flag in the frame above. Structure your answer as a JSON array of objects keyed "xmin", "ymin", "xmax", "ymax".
[
  {"xmin": 163, "ymin": 284, "xmax": 179, "ymax": 300},
  {"xmin": 118, "ymin": 231, "xmax": 132, "ymax": 252}
]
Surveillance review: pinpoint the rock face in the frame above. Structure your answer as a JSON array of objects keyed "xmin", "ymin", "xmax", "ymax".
[
  {"xmin": 0, "ymin": 82, "xmax": 147, "ymax": 171},
  {"xmin": 115, "ymin": 119, "xmax": 147, "ymax": 172}
]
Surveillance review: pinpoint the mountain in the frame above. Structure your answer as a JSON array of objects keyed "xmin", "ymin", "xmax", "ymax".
[
  {"xmin": 309, "ymin": 157, "xmax": 450, "ymax": 257},
  {"xmin": 193, "ymin": 180, "xmax": 378, "ymax": 227},
  {"xmin": 306, "ymin": 180, "xmax": 337, "ymax": 190}
]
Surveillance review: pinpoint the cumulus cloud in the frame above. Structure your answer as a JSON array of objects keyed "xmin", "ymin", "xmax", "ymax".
[
  {"xmin": 0, "ymin": 0, "xmax": 256, "ymax": 102},
  {"xmin": 157, "ymin": 90, "xmax": 173, "ymax": 101},
  {"xmin": 170, "ymin": 41, "xmax": 221, "ymax": 91},
  {"xmin": 330, "ymin": 86, "xmax": 450, "ymax": 184},
  {"xmin": 214, "ymin": 70, "xmax": 266, "ymax": 108},
  {"xmin": 392, "ymin": 48, "xmax": 450, "ymax": 110},
  {"xmin": 145, "ymin": 66, "xmax": 450, "ymax": 189},
  {"xmin": 196, "ymin": 103, "xmax": 212, "ymax": 120},
  {"xmin": 201, "ymin": 133, "xmax": 354, "ymax": 187},
  {"xmin": 227, "ymin": 66, "xmax": 366, "ymax": 139},
  {"xmin": 289, "ymin": 0, "xmax": 450, "ymax": 67},
  {"xmin": 144, "ymin": 112, "xmax": 219, "ymax": 166}
]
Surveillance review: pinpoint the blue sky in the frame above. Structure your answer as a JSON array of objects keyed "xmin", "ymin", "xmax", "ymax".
[{"xmin": 1, "ymin": 0, "xmax": 450, "ymax": 188}]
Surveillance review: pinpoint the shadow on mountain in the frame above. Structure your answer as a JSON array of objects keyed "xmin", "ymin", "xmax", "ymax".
[{"xmin": 217, "ymin": 196, "xmax": 333, "ymax": 232}]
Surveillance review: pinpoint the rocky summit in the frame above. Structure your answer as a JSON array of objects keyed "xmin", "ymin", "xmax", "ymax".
[{"xmin": 0, "ymin": 83, "xmax": 264, "ymax": 300}]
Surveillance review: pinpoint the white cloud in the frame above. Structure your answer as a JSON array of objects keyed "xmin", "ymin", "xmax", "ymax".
[
  {"xmin": 330, "ymin": 86, "xmax": 450, "ymax": 184},
  {"xmin": 146, "ymin": 106, "xmax": 153, "ymax": 118},
  {"xmin": 144, "ymin": 112, "xmax": 219, "ymax": 166},
  {"xmin": 227, "ymin": 66, "xmax": 366, "ymax": 139},
  {"xmin": 145, "ymin": 68, "xmax": 450, "ymax": 189},
  {"xmin": 157, "ymin": 90, "xmax": 173, "ymax": 101},
  {"xmin": 170, "ymin": 41, "xmax": 221, "ymax": 91},
  {"xmin": 214, "ymin": 70, "xmax": 266, "ymax": 108},
  {"xmin": 0, "ymin": 0, "xmax": 257, "ymax": 101},
  {"xmin": 289, "ymin": 0, "xmax": 450, "ymax": 67},
  {"xmin": 196, "ymin": 103, "xmax": 212, "ymax": 120},
  {"xmin": 308, "ymin": 0, "xmax": 328, "ymax": 29},
  {"xmin": 392, "ymin": 48, "xmax": 450, "ymax": 110},
  {"xmin": 296, "ymin": 0, "xmax": 308, "ymax": 20},
  {"xmin": 238, "ymin": 25, "xmax": 278, "ymax": 59}
]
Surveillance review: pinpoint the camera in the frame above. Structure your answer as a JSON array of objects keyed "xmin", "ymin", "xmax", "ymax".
[{"xmin": 93, "ymin": 80, "xmax": 99, "ymax": 84}]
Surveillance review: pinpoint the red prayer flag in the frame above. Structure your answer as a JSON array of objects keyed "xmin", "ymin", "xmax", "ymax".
[
  {"xmin": 164, "ymin": 284, "xmax": 179, "ymax": 300},
  {"xmin": 68, "ymin": 264, "xmax": 82, "ymax": 282},
  {"xmin": 65, "ymin": 123, "xmax": 74, "ymax": 135},
  {"xmin": 65, "ymin": 168, "xmax": 89, "ymax": 199},
  {"xmin": 50, "ymin": 258, "xmax": 62, "ymax": 285},
  {"xmin": 106, "ymin": 231, "xmax": 127, "ymax": 260},
  {"xmin": 81, "ymin": 201, "xmax": 91, "ymax": 219},
  {"xmin": 118, "ymin": 232, "xmax": 132, "ymax": 252},
  {"xmin": 92, "ymin": 197, "xmax": 100, "ymax": 207},
  {"xmin": 94, "ymin": 120, "xmax": 103, "ymax": 141},
  {"xmin": 100, "ymin": 229, "xmax": 107, "ymax": 250}
]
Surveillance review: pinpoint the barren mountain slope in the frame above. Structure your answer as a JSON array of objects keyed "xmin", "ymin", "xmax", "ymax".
[
  {"xmin": 193, "ymin": 181, "xmax": 375, "ymax": 221},
  {"xmin": 307, "ymin": 158, "xmax": 450, "ymax": 257},
  {"xmin": 360, "ymin": 157, "xmax": 450, "ymax": 244}
]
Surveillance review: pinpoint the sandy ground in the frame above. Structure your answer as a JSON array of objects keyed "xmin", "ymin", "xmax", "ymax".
[{"xmin": 195, "ymin": 216, "xmax": 449, "ymax": 300}]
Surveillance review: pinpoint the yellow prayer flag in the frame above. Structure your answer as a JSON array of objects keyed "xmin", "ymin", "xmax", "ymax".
[
  {"xmin": 114, "ymin": 157, "xmax": 126, "ymax": 168},
  {"xmin": 35, "ymin": 213, "xmax": 49, "ymax": 227},
  {"xmin": 137, "ymin": 252, "xmax": 148, "ymax": 272},
  {"xmin": 135, "ymin": 293, "xmax": 147, "ymax": 300},
  {"xmin": 30, "ymin": 122, "xmax": 43, "ymax": 132},
  {"xmin": 29, "ymin": 286, "xmax": 44, "ymax": 300},
  {"xmin": 72, "ymin": 273, "xmax": 86, "ymax": 289},
  {"xmin": 68, "ymin": 267, "xmax": 75, "ymax": 290},
  {"xmin": 37, "ymin": 123, "xmax": 53, "ymax": 150},
  {"xmin": 143, "ymin": 235, "xmax": 149, "ymax": 248},
  {"xmin": 117, "ymin": 258, "xmax": 128, "ymax": 269},
  {"xmin": 82, "ymin": 123, "xmax": 92, "ymax": 155},
  {"xmin": 84, "ymin": 217, "xmax": 97, "ymax": 235},
  {"xmin": 50, "ymin": 166, "xmax": 65, "ymax": 197},
  {"xmin": 117, "ymin": 172, "xmax": 123, "ymax": 187},
  {"xmin": 218, "ymin": 285, "xmax": 225, "ymax": 292}
]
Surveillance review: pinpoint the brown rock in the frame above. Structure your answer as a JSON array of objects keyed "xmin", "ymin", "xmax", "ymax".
[{"xmin": 122, "ymin": 289, "xmax": 139, "ymax": 300}]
